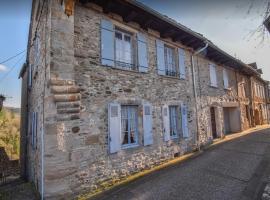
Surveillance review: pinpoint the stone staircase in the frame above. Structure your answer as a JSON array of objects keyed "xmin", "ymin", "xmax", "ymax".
[{"xmin": 50, "ymin": 79, "xmax": 81, "ymax": 121}]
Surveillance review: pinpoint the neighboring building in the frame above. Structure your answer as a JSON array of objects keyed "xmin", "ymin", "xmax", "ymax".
[
  {"xmin": 19, "ymin": 0, "xmax": 270, "ymax": 198},
  {"xmin": 248, "ymin": 63, "xmax": 269, "ymax": 126}
]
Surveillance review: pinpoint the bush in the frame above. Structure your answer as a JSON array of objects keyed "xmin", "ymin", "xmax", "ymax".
[{"xmin": 0, "ymin": 109, "xmax": 20, "ymax": 160}]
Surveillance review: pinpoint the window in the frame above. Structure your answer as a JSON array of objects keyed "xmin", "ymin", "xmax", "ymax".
[
  {"xmin": 115, "ymin": 29, "xmax": 135, "ymax": 70},
  {"xmin": 121, "ymin": 106, "xmax": 138, "ymax": 147},
  {"xmin": 223, "ymin": 69, "xmax": 229, "ymax": 89},
  {"xmin": 209, "ymin": 64, "xmax": 217, "ymax": 87},
  {"xmin": 164, "ymin": 45, "xmax": 177, "ymax": 76},
  {"xmin": 169, "ymin": 106, "xmax": 179, "ymax": 138}
]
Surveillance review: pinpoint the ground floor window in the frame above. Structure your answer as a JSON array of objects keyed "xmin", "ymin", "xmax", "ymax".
[
  {"xmin": 121, "ymin": 105, "xmax": 138, "ymax": 147},
  {"xmin": 169, "ymin": 106, "xmax": 179, "ymax": 138}
]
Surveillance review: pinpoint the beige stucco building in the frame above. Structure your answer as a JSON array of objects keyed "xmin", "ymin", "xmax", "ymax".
[{"xmin": 19, "ymin": 0, "xmax": 269, "ymax": 199}]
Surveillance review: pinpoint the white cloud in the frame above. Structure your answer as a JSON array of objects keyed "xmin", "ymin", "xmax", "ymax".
[{"xmin": 0, "ymin": 64, "xmax": 8, "ymax": 72}]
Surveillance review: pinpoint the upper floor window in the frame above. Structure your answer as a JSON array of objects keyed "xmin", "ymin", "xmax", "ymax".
[
  {"xmin": 209, "ymin": 64, "xmax": 217, "ymax": 87},
  {"xmin": 164, "ymin": 45, "xmax": 177, "ymax": 77},
  {"xmin": 115, "ymin": 29, "xmax": 135, "ymax": 70},
  {"xmin": 101, "ymin": 19, "xmax": 149, "ymax": 72},
  {"xmin": 223, "ymin": 69, "xmax": 229, "ymax": 89},
  {"xmin": 121, "ymin": 105, "xmax": 138, "ymax": 148}
]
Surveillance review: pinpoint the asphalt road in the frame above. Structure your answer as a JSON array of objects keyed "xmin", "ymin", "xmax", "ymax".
[{"xmin": 93, "ymin": 128, "xmax": 270, "ymax": 200}]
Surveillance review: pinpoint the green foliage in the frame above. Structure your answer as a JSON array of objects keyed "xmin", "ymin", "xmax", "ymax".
[{"xmin": 0, "ymin": 109, "xmax": 20, "ymax": 160}]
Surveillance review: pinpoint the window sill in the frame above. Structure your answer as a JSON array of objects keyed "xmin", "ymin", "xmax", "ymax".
[
  {"xmin": 209, "ymin": 84, "xmax": 218, "ymax": 88},
  {"xmin": 121, "ymin": 144, "xmax": 139, "ymax": 150},
  {"xmin": 101, "ymin": 64, "xmax": 149, "ymax": 75},
  {"xmin": 158, "ymin": 74, "xmax": 180, "ymax": 80}
]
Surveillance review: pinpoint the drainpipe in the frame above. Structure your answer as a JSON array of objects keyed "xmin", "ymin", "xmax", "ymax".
[{"xmin": 191, "ymin": 42, "xmax": 208, "ymax": 152}]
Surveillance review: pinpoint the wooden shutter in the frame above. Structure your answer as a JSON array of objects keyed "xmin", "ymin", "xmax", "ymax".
[
  {"xmin": 223, "ymin": 69, "xmax": 229, "ymax": 88},
  {"xmin": 209, "ymin": 64, "xmax": 217, "ymax": 87},
  {"xmin": 156, "ymin": 40, "xmax": 165, "ymax": 75},
  {"xmin": 163, "ymin": 105, "xmax": 170, "ymax": 141},
  {"xmin": 178, "ymin": 48, "xmax": 186, "ymax": 79},
  {"xmin": 181, "ymin": 104, "xmax": 189, "ymax": 138},
  {"xmin": 101, "ymin": 19, "xmax": 114, "ymax": 67},
  {"xmin": 143, "ymin": 103, "xmax": 153, "ymax": 146},
  {"xmin": 31, "ymin": 112, "xmax": 35, "ymax": 149},
  {"xmin": 137, "ymin": 33, "xmax": 148, "ymax": 72},
  {"xmin": 35, "ymin": 112, "xmax": 38, "ymax": 149},
  {"xmin": 108, "ymin": 103, "xmax": 121, "ymax": 153}
]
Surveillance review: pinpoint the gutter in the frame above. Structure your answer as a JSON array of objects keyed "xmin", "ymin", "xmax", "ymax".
[{"xmin": 191, "ymin": 42, "xmax": 209, "ymax": 151}]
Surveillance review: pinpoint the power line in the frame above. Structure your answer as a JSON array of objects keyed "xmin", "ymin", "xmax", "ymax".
[
  {"xmin": 0, "ymin": 53, "xmax": 26, "ymax": 83},
  {"xmin": 0, "ymin": 50, "xmax": 26, "ymax": 65}
]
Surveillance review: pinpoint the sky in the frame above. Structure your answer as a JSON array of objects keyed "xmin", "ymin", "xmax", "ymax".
[{"xmin": 0, "ymin": 0, "xmax": 269, "ymax": 108}]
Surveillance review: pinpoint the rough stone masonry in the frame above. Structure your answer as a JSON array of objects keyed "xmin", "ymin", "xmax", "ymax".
[{"xmin": 19, "ymin": 0, "xmax": 270, "ymax": 199}]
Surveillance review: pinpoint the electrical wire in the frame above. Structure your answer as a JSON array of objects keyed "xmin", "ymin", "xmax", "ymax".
[
  {"xmin": 0, "ymin": 50, "xmax": 26, "ymax": 65},
  {"xmin": 0, "ymin": 52, "xmax": 26, "ymax": 83}
]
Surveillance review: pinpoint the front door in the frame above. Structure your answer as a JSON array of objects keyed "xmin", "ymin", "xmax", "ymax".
[{"xmin": 210, "ymin": 107, "xmax": 217, "ymax": 139}]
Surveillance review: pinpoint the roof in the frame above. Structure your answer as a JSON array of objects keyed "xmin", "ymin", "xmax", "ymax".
[
  {"xmin": 83, "ymin": 0, "xmax": 261, "ymax": 77},
  {"xmin": 264, "ymin": 15, "xmax": 270, "ymax": 33}
]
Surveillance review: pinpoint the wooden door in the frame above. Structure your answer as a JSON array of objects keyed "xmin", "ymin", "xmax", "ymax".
[{"xmin": 210, "ymin": 107, "xmax": 217, "ymax": 139}]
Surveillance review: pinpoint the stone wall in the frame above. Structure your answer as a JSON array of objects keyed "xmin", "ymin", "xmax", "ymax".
[{"xmin": 24, "ymin": 1, "xmax": 270, "ymax": 199}]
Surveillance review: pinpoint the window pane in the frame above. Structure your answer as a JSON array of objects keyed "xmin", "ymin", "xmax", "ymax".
[
  {"xmin": 169, "ymin": 106, "xmax": 178, "ymax": 138},
  {"xmin": 164, "ymin": 46, "xmax": 176, "ymax": 76},
  {"xmin": 115, "ymin": 29, "xmax": 134, "ymax": 70},
  {"xmin": 121, "ymin": 106, "xmax": 138, "ymax": 146}
]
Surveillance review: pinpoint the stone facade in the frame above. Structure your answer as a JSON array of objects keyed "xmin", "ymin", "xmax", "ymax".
[{"xmin": 20, "ymin": 1, "xmax": 269, "ymax": 199}]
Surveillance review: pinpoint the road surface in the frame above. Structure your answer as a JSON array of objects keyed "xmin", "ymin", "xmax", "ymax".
[{"xmin": 93, "ymin": 128, "xmax": 270, "ymax": 200}]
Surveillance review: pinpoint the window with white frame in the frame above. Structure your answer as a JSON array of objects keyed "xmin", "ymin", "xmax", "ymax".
[
  {"xmin": 169, "ymin": 106, "xmax": 180, "ymax": 138},
  {"xmin": 209, "ymin": 64, "xmax": 217, "ymax": 87},
  {"xmin": 115, "ymin": 29, "xmax": 134, "ymax": 70},
  {"xmin": 121, "ymin": 105, "xmax": 138, "ymax": 147},
  {"xmin": 223, "ymin": 68, "xmax": 229, "ymax": 89},
  {"xmin": 164, "ymin": 45, "xmax": 177, "ymax": 77}
]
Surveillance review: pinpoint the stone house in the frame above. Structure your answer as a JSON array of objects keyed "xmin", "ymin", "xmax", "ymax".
[{"xmin": 19, "ymin": 0, "xmax": 269, "ymax": 198}]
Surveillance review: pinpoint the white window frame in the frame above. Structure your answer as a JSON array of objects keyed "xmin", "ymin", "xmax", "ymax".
[
  {"xmin": 114, "ymin": 28, "xmax": 135, "ymax": 71},
  {"xmin": 209, "ymin": 63, "xmax": 218, "ymax": 87},
  {"xmin": 169, "ymin": 105, "xmax": 180, "ymax": 139},
  {"xmin": 223, "ymin": 68, "xmax": 229, "ymax": 89},
  {"xmin": 164, "ymin": 45, "xmax": 177, "ymax": 77},
  {"xmin": 120, "ymin": 105, "xmax": 139, "ymax": 149}
]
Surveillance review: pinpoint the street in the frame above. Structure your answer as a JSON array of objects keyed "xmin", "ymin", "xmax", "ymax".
[{"xmin": 93, "ymin": 128, "xmax": 270, "ymax": 200}]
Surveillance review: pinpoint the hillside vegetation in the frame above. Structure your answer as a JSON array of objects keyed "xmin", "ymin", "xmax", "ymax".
[{"xmin": 0, "ymin": 108, "xmax": 20, "ymax": 160}]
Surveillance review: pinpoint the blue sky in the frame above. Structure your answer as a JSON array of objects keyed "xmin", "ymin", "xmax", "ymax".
[{"xmin": 0, "ymin": 0, "xmax": 269, "ymax": 108}]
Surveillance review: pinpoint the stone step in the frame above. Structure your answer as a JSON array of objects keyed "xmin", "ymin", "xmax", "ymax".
[
  {"xmin": 54, "ymin": 94, "xmax": 81, "ymax": 102},
  {"xmin": 57, "ymin": 107, "xmax": 80, "ymax": 114},
  {"xmin": 56, "ymin": 113, "xmax": 80, "ymax": 121},
  {"xmin": 51, "ymin": 85, "xmax": 80, "ymax": 94},
  {"xmin": 50, "ymin": 79, "xmax": 75, "ymax": 86},
  {"xmin": 56, "ymin": 101, "xmax": 81, "ymax": 109}
]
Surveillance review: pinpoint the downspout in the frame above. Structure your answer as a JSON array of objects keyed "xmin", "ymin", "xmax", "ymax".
[{"xmin": 191, "ymin": 42, "xmax": 208, "ymax": 152}]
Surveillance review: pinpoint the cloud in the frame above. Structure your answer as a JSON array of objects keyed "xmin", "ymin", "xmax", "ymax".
[{"xmin": 0, "ymin": 64, "xmax": 8, "ymax": 72}]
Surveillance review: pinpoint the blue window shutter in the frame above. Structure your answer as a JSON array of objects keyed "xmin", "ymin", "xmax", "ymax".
[
  {"xmin": 137, "ymin": 33, "xmax": 148, "ymax": 72},
  {"xmin": 181, "ymin": 104, "xmax": 189, "ymax": 138},
  {"xmin": 28, "ymin": 64, "xmax": 32, "ymax": 89},
  {"xmin": 35, "ymin": 112, "xmax": 38, "ymax": 149},
  {"xmin": 108, "ymin": 103, "xmax": 121, "ymax": 153},
  {"xmin": 101, "ymin": 19, "xmax": 114, "ymax": 67},
  {"xmin": 31, "ymin": 112, "xmax": 35, "ymax": 148},
  {"xmin": 178, "ymin": 48, "xmax": 186, "ymax": 79},
  {"xmin": 143, "ymin": 103, "xmax": 153, "ymax": 146},
  {"xmin": 156, "ymin": 40, "xmax": 165, "ymax": 75},
  {"xmin": 163, "ymin": 105, "xmax": 170, "ymax": 141}
]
